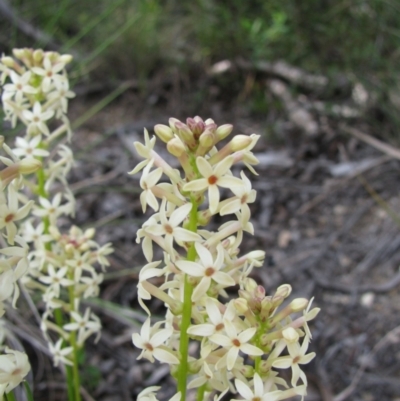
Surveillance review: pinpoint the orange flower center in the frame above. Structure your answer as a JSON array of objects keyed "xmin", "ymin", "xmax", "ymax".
[
  {"xmin": 208, "ymin": 175, "xmax": 218, "ymax": 185},
  {"xmin": 164, "ymin": 224, "xmax": 173, "ymax": 234},
  {"xmin": 5, "ymin": 213, "xmax": 14, "ymax": 223},
  {"xmin": 205, "ymin": 267, "xmax": 215, "ymax": 277},
  {"xmin": 145, "ymin": 343, "xmax": 154, "ymax": 351},
  {"xmin": 215, "ymin": 323, "xmax": 224, "ymax": 331}
]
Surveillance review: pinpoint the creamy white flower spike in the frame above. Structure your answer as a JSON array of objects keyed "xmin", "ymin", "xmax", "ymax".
[
  {"xmin": 0, "ymin": 49, "xmax": 112, "ymax": 376},
  {"xmin": 131, "ymin": 116, "xmax": 319, "ymax": 401}
]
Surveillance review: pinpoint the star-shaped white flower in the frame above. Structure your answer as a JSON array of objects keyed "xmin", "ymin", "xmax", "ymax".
[
  {"xmin": 176, "ymin": 243, "xmax": 235, "ymax": 302},
  {"xmin": 47, "ymin": 79, "xmax": 75, "ymax": 115},
  {"xmin": 31, "ymin": 56, "xmax": 66, "ymax": 92},
  {"xmin": 220, "ymin": 171, "xmax": 256, "ymax": 216},
  {"xmin": 13, "ymin": 135, "xmax": 49, "ymax": 158},
  {"xmin": 49, "ymin": 338, "xmax": 73, "ymax": 367},
  {"xmin": 40, "ymin": 265, "xmax": 74, "ymax": 297},
  {"xmin": 63, "ymin": 308, "xmax": 101, "ymax": 346},
  {"xmin": 129, "ymin": 129, "xmax": 157, "ymax": 175},
  {"xmin": 33, "ymin": 193, "xmax": 64, "ymax": 225},
  {"xmin": 22, "ymin": 102, "xmax": 54, "ymax": 136},
  {"xmin": 272, "ymin": 334, "xmax": 316, "ymax": 386},
  {"xmin": 232, "ymin": 373, "xmax": 282, "ymax": 401},
  {"xmin": 2, "ymin": 70, "xmax": 37, "ymax": 103},
  {"xmin": 210, "ymin": 320, "xmax": 263, "ymax": 370},
  {"xmin": 187, "ymin": 298, "xmax": 236, "ymax": 336},
  {"xmin": 132, "ymin": 318, "xmax": 179, "ymax": 364},
  {"xmin": 144, "ymin": 198, "xmax": 201, "ymax": 256},
  {"xmin": 183, "ymin": 155, "xmax": 243, "ymax": 214},
  {"xmin": 139, "ymin": 159, "xmax": 163, "ymax": 212}
]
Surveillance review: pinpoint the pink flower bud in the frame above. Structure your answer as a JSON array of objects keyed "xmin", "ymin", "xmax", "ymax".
[
  {"xmin": 255, "ymin": 285, "xmax": 265, "ymax": 300},
  {"xmin": 169, "ymin": 117, "xmax": 181, "ymax": 133},
  {"xmin": 186, "ymin": 116, "xmax": 205, "ymax": 137}
]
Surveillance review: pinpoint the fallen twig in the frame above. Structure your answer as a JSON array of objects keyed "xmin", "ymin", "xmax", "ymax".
[{"xmin": 341, "ymin": 125, "xmax": 400, "ymax": 160}]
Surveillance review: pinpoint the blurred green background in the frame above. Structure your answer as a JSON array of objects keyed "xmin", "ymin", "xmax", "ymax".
[{"xmin": 2, "ymin": 0, "xmax": 400, "ymax": 137}]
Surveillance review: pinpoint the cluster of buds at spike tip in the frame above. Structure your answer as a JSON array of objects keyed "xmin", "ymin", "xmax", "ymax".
[
  {"xmin": 0, "ymin": 49, "xmax": 113, "ymax": 375},
  {"xmin": 130, "ymin": 116, "xmax": 320, "ymax": 401}
]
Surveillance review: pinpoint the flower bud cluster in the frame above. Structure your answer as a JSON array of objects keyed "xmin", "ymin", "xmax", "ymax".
[
  {"xmin": 0, "ymin": 49, "xmax": 113, "ymax": 370},
  {"xmin": 131, "ymin": 116, "xmax": 320, "ymax": 401}
]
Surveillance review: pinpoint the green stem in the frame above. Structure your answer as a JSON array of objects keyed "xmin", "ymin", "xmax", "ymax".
[
  {"xmin": 196, "ymin": 383, "xmax": 206, "ymax": 401},
  {"xmin": 254, "ymin": 319, "xmax": 268, "ymax": 374},
  {"xmin": 177, "ymin": 197, "xmax": 198, "ymax": 401},
  {"xmin": 36, "ymin": 164, "xmax": 51, "ymax": 237},
  {"xmin": 66, "ymin": 365, "xmax": 75, "ymax": 401},
  {"xmin": 67, "ymin": 273, "xmax": 81, "ymax": 401}
]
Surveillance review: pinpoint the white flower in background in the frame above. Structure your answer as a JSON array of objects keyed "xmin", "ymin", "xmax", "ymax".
[
  {"xmin": 31, "ymin": 56, "xmax": 66, "ymax": 92},
  {"xmin": 47, "ymin": 79, "xmax": 75, "ymax": 115},
  {"xmin": 0, "ymin": 270, "xmax": 15, "ymax": 305},
  {"xmin": 0, "ymin": 348, "xmax": 30, "ymax": 396},
  {"xmin": 80, "ymin": 271, "xmax": 104, "ymax": 298},
  {"xmin": 2, "ymin": 70, "xmax": 36, "ymax": 103},
  {"xmin": 22, "ymin": 221, "xmax": 52, "ymax": 248},
  {"xmin": 63, "ymin": 308, "xmax": 101, "ymax": 346},
  {"xmin": 39, "ymin": 265, "xmax": 74, "ymax": 297},
  {"xmin": 48, "ymin": 339, "xmax": 73, "ymax": 367},
  {"xmin": 13, "ymin": 135, "xmax": 49, "ymax": 158},
  {"xmin": 0, "ymin": 184, "xmax": 33, "ymax": 244},
  {"xmin": 33, "ymin": 193, "xmax": 64, "ymax": 225},
  {"xmin": 22, "ymin": 101, "xmax": 54, "ymax": 136},
  {"xmin": 66, "ymin": 251, "xmax": 95, "ymax": 282}
]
